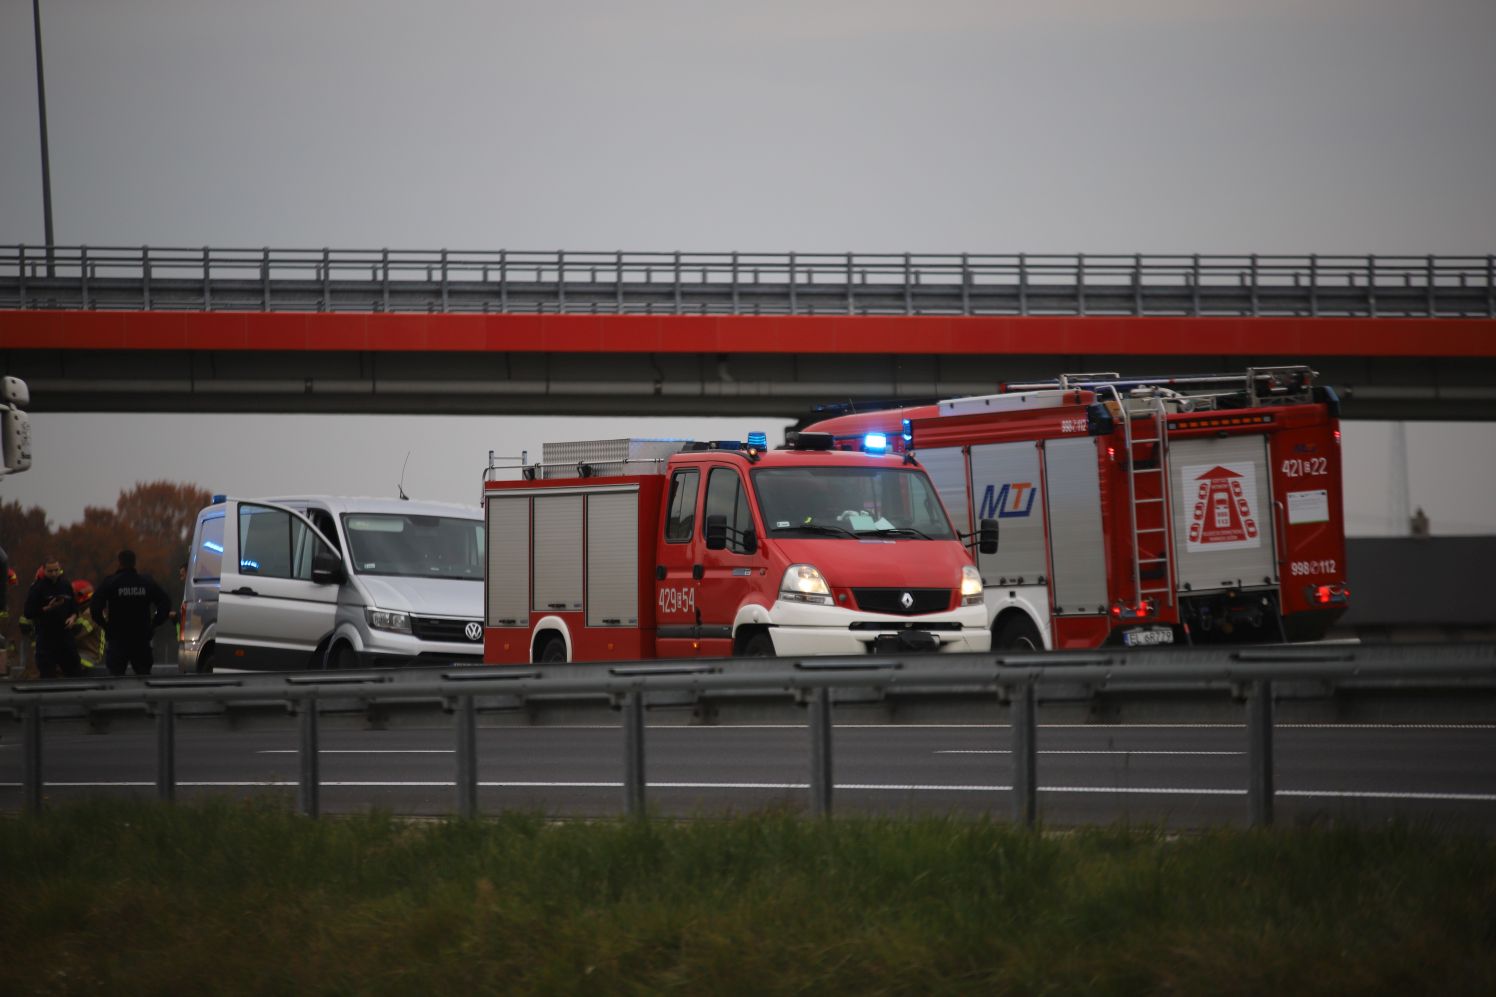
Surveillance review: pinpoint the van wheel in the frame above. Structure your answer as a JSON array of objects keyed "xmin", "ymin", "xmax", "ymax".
[
  {"xmin": 196, "ymin": 645, "xmax": 215, "ymax": 675},
  {"xmin": 326, "ymin": 642, "xmax": 358, "ymax": 671},
  {"xmin": 994, "ymin": 615, "xmax": 1043, "ymax": 651},
  {"xmin": 537, "ymin": 636, "xmax": 567, "ymax": 663},
  {"xmin": 741, "ymin": 632, "xmax": 775, "ymax": 657}
]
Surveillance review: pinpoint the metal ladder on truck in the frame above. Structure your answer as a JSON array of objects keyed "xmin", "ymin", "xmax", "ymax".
[{"xmin": 1063, "ymin": 374, "xmax": 1176, "ymax": 620}]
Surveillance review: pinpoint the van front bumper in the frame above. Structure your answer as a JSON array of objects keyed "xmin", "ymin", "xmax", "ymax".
[{"xmin": 765, "ymin": 601, "xmax": 990, "ymax": 656}]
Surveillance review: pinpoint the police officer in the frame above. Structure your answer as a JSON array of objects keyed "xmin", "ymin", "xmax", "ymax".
[
  {"xmin": 21, "ymin": 556, "xmax": 83, "ymax": 678},
  {"xmin": 92, "ymin": 549, "xmax": 171, "ymax": 677}
]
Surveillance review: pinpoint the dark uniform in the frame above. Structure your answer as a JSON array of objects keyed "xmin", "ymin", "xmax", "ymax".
[
  {"xmin": 92, "ymin": 568, "xmax": 172, "ymax": 676},
  {"xmin": 22, "ymin": 570, "xmax": 83, "ymax": 678}
]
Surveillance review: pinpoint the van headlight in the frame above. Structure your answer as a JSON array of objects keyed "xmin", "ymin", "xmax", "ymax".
[
  {"xmin": 960, "ymin": 565, "xmax": 984, "ymax": 606},
  {"xmin": 366, "ymin": 608, "xmax": 412, "ymax": 633},
  {"xmin": 780, "ymin": 564, "xmax": 833, "ymax": 606}
]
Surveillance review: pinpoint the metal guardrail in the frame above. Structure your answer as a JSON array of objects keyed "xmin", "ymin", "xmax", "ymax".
[
  {"xmin": 2, "ymin": 245, "xmax": 1494, "ymax": 319},
  {"xmin": 3, "ymin": 643, "xmax": 1493, "ymax": 825}
]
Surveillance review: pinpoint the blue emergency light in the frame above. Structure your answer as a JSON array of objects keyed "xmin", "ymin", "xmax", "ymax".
[
  {"xmin": 747, "ymin": 431, "xmax": 768, "ymax": 448},
  {"xmin": 902, "ymin": 418, "xmax": 913, "ymax": 446},
  {"xmin": 863, "ymin": 432, "xmax": 889, "ymax": 453}
]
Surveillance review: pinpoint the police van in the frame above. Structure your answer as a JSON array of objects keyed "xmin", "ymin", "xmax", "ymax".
[{"xmin": 179, "ymin": 495, "xmax": 485, "ymax": 672}]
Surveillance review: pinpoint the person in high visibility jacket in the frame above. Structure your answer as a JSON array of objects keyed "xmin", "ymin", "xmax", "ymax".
[{"xmin": 70, "ymin": 579, "xmax": 107, "ymax": 674}]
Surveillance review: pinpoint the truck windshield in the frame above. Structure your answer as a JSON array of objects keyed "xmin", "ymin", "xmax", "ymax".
[
  {"xmin": 340, "ymin": 514, "xmax": 485, "ymax": 579},
  {"xmin": 750, "ymin": 466, "xmax": 956, "ymax": 540}
]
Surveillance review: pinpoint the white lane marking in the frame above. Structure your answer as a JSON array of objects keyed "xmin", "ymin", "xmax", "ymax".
[
  {"xmin": 4, "ymin": 781, "xmax": 1495, "ymax": 802},
  {"xmin": 256, "ymin": 750, "xmax": 454, "ymax": 755},
  {"xmin": 936, "ymin": 750, "xmax": 1243, "ymax": 756}
]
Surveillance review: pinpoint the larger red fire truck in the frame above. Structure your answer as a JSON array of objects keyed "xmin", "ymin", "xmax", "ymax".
[
  {"xmin": 480, "ymin": 435, "xmax": 997, "ymax": 664},
  {"xmin": 803, "ymin": 367, "xmax": 1349, "ymax": 650}
]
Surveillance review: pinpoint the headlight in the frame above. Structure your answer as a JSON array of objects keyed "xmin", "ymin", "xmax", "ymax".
[
  {"xmin": 366, "ymin": 608, "xmax": 412, "ymax": 633},
  {"xmin": 780, "ymin": 564, "xmax": 833, "ymax": 606},
  {"xmin": 960, "ymin": 564, "xmax": 984, "ymax": 606}
]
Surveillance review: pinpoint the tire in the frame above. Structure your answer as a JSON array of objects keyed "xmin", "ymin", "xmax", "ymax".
[
  {"xmin": 325, "ymin": 642, "xmax": 358, "ymax": 671},
  {"xmin": 741, "ymin": 631, "xmax": 776, "ymax": 657},
  {"xmin": 994, "ymin": 614, "xmax": 1044, "ymax": 651},
  {"xmin": 196, "ymin": 645, "xmax": 215, "ymax": 675},
  {"xmin": 537, "ymin": 635, "xmax": 567, "ymax": 663}
]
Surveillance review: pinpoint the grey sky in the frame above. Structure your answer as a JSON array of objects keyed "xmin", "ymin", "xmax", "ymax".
[{"xmin": 2, "ymin": 1, "xmax": 1494, "ymax": 535}]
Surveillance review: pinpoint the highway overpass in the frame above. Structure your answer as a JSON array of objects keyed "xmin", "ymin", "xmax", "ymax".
[{"xmin": 3, "ymin": 246, "xmax": 1494, "ymax": 419}]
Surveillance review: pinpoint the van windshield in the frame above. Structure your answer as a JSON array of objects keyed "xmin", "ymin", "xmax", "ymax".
[
  {"xmin": 340, "ymin": 514, "xmax": 485, "ymax": 579},
  {"xmin": 750, "ymin": 466, "xmax": 956, "ymax": 540}
]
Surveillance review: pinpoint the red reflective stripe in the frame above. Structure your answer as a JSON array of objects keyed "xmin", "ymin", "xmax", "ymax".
[{"xmin": 3, "ymin": 311, "xmax": 1495, "ymax": 357}]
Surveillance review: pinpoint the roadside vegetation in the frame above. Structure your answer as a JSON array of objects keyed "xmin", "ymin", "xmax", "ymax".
[{"xmin": 2, "ymin": 799, "xmax": 1493, "ymax": 995}]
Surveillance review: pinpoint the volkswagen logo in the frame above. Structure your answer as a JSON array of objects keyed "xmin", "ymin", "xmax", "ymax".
[
  {"xmin": 900, "ymin": 591, "xmax": 915, "ymax": 610},
  {"xmin": 464, "ymin": 621, "xmax": 483, "ymax": 642}
]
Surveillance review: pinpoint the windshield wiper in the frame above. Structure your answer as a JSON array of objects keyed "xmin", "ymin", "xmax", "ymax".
[
  {"xmin": 857, "ymin": 527, "xmax": 934, "ymax": 540},
  {"xmin": 773, "ymin": 522, "xmax": 857, "ymax": 538}
]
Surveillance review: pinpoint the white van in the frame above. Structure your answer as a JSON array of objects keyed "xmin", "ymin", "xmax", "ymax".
[{"xmin": 179, "ymin": 495, "xmax": 486, "ymax": 672}]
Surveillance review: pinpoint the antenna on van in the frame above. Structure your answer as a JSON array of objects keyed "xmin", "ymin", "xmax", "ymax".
[{"xmin": 397, "ymin": 451, "xmax": 411, "ymax": 501}]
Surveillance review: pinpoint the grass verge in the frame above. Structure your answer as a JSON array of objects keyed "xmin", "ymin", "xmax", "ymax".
[{"xmin": 2, "ymin": 799, "xmax": 1494, "ymax": 995}]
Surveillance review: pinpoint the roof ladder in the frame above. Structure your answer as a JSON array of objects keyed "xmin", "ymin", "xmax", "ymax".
[{"xmin": 1101, "ymin": 388, "xmax": 1175, "ymax": 610}]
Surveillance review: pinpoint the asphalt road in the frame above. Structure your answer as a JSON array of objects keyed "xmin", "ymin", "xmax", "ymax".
[{"xmin": 4, "ymin": 720, "xmax": 1496, "ymax": 829}]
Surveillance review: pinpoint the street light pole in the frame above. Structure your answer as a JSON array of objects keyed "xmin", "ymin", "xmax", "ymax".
[{"xmin": 32, "ymin": 0, "xmax": 56, "ymax": 276}]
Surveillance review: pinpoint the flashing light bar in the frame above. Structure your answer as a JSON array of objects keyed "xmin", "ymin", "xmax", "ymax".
[{"xmin": 863, "ymin": 432, "xmax": 889, "ymax": 453}]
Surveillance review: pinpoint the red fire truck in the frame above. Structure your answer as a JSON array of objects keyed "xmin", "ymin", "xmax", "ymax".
[
  {"xmin": 480, "ymin": 435, "xmax": 998, "ymax": 663},
  {"xmin": 803, "ymin": 367, "xmax": 1349, "ymax": 650}
]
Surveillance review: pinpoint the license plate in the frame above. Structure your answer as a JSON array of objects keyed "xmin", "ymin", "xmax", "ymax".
[{"xmin": 1123, "ymin": 627, "xmax": 1175, "ymax": 647}]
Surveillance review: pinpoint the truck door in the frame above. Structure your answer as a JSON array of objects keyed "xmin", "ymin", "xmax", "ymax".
[
  {"xmin": 1170, "ymin": 435, "xmax": 1277, "ymax": 593},
  {"xmin": 216, "ymin": 500, "xmax": 343, "ymax": 670},
  {"xmin": 697, "ymin": 465, "xmax": 762, "ymax": 656},
  {"xmin": 654, "ymin": 467, "xmax": 703, "ymax": 657}
]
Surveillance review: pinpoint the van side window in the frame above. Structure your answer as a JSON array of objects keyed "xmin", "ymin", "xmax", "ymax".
[
  {"xmin": 239, "ymin": 505, "xmax": 333, "ymax": 580},
  {"xmin": 665, "ymin": 469, "xmax": 699, "ymax": 543},
  {"xmin": 704, "ymin": 468, "xmax": 754, "ymax": 554},
  {"xmin": 307, "ymin": 509, "xmax": 341, "ymax": 554},
  {"xmin": 194, "ymin": 513, "xmax": 225, "ymax": 580}
]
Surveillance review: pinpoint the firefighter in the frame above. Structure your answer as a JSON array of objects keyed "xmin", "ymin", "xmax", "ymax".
[
  {"xmin": 21, "ymin": 556, "xmax": 84, "ymax": 679},
  {"xmin": 70, "ymin": 579, "xmax": 107, "ymax": 675},
  {"xmin": 92, "ymin": 549, "xmax": 171, "ymax": 677}
]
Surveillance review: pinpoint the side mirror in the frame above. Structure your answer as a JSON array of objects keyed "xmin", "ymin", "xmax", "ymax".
[
  {"xmin": 978, "ymin": 518, "xmax": 999, "ymax": 556},
  {"xmin": 705, "ymin": 514, "xmax": 728, "ymax": 551},
  {"xmin": 741, "ymin": 525, "xmax": 758, "ymax": 555},
  {"xmin": 311, "ymin": 550, "xmax": 345, "ymax": 585}
]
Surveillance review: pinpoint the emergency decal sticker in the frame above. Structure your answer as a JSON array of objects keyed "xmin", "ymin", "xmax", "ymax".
[
  {"xmin": 977, "ymin": 482, "xmax": 1038, "ymax": 519},
  {"xmin": 1184, "ymin": 464, "xmax": 1261, "ymax": 552}
]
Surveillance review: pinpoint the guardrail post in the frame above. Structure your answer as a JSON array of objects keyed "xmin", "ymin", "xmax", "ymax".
[
  {"xmin": 454, "ymin": 693, "xmax": 478, "ymax": 818},
  {"xmin": 298, "ymin": 696, "xmax": 320, "ymax": 818},
  {"xmin": 809, "ymin": 685, "xmax": 834, "ymax": 817},
  {"xmin": 1247, "ymin": 680, "xmax": 1274, "ymax": 827},
  {"xmin": 623, "ymin": 689, "xmax": 646, "ymax": 818},
  {"xmin": 1010, "ymin": 680, "xmax": 1037, "ymax": 828},
  {"xmin": 201, "ymin": 246, "xmax": 211, "ymax": 310},
  {"xmin": 156, "ymin": 700, "xmax": 176, "ymax": 803},
  {"xmin": 23, "ymin": 701, "xmax": 43, "ymax": 815}
]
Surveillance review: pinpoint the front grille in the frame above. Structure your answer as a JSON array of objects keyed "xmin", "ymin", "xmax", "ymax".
[
  {"xmin": 851, "ymin": 588, "xmax": 952, "ymax": 615},
  {"xmin": 409, "ymin": 616, "xmax": 484, "ymax": 643}
]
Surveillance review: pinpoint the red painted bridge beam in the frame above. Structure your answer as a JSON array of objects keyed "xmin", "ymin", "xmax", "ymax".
[{"xmin": 3, "ymin": 310, "xmax": 1496, "ymax": 357}]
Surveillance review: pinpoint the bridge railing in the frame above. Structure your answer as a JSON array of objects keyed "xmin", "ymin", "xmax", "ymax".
[
  {"xmin": 3, "ymin": 245, "xmax": 1493, "ymax": 318},
  {"xmin": 3, "ymin": 642, "xmax": 1492, "ymax": 825}
]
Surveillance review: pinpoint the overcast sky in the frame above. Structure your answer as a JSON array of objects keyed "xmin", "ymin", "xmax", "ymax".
[{"xmin": 2, "ymin": 0, "xmax": 1494, "ymax": 535}]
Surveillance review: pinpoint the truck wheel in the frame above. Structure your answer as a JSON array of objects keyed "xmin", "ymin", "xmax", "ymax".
[
  {"xmin": 994, "ymin": 615, "xmax": 1043, "ymax": 651},
  {"xmin": 741, "ymin": 632, "xmax": 776, "ymax": 657},
  {"xmin": 538, "ymin": 636, "xmax": 567, "ymax": 663}
]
